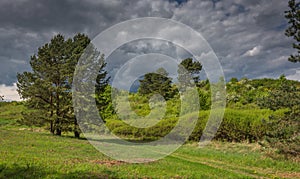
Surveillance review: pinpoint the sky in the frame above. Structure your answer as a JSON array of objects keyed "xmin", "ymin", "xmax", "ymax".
[{"xmin": 0, "ymin": 0, "xmax": 299, "ymax": 101}]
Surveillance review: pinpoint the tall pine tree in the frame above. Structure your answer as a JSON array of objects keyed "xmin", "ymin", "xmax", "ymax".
[
  {"xmin": 178, "ymin": 58, "xmax": 202, "ymax": 87},
  {"xmin": 17, "ymin": 33, "xmax": 109, "ymax": 138},
  {"xmin": 285, "ymin": 0, "xmax": 300, "ymax": 62}
]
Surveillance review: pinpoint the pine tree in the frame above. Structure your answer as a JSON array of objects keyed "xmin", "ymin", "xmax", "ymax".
[
  {"xmin": 178, "ymin": 58, "xmax": 202, "ymax": 87},
  {"xmin": 95, "ymin": 58, "xmax": 113, "ymax": 122},
  {"xmin": 17, "ymin": 33, "xmax": 91, "ymax": 137},
  {"xmin": 72, "ymin": 44, "xmax": 111, "ymax": 134},
  {"xmin": 285, "ymin": 0, "xmax": 300, "ymax": 62},
  {"xmin": 138, "ymin": 68, "xmax": 175, "ymax": 100}
]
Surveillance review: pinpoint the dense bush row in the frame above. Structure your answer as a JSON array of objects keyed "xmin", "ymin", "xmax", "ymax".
[{"xmin": 104, "ymin": 108, "xmax": 286, "ymax": 143}]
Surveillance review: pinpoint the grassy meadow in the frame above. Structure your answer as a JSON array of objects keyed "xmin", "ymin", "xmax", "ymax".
[{"xmin": 0, "ymin": 102, "xmax": 299, "ymax": 178}]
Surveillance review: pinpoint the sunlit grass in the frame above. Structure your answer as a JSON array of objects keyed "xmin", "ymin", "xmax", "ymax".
[{"xmin": 0, "ymin": 129, "xmax": 299, "ymax": 178}]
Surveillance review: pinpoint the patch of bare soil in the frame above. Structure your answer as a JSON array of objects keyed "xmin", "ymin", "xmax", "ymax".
[
  {"xmin": 276, "ymin": 172, "xmax": 300, "ymax": 179},
  {"xmin": 92, "ymin": 160, "xmax": 124, "ymax": 166}
]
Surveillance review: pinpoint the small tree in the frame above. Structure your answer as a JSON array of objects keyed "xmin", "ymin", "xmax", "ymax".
[{"xmin": 139, "ymin": 68, "xmax": 175, "ymax": 100}]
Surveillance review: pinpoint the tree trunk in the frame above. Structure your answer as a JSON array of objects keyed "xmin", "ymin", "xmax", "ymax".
[
  {"xmin": 50, "ymin": 121, "xmax": 54, "ymax": 134},
  {"xmin": 55, "ymin": 83, "xmax": 61, "ymax": 136},
  {"xmin": 74, "ymin": 117, "xmax": 80, "ymax": 138},
  {"xmin": 55, "ymin": 117, "xmax": 61, "ymax": 136},
  {"xmin": 74, "ymin": 130, "xmax": 80, "ymax": 138},
  {"xmin": 50, "ymin": 95, "xmax": 54, "ymax": 134},
  {"xmin": 55, "ymin": 127, "xmax": 61, "ymax": 136}
]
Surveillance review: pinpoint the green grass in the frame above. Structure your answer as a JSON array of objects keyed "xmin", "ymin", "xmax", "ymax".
[
  {"xmin": 0, "ymin": 129, "xmax": 299, "ymax": 178},
  {"xmin": 0, "ymin": 102, "xmax": 25, "ymax": 128},
  {"xmin": 0, "ymin": 102, "xmax": 299, "ymax": 178}
]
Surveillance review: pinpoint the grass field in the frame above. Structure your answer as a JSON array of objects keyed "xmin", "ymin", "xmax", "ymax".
[
  {"xmin": 0, "ymin": 102, "xmax": 300, "ymax": 178},
  {"xmin": 0, "ymin": 128, "xmax": 299, "ymax": 179}
]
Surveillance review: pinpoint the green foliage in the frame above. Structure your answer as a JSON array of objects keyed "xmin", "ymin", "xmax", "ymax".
[
  {"xmin": 128, "ymin": 93, "xmax": 151, "ymax": 117},
  {"xmin": 263, "ymin": 109, "xmax": 300, "ymax": 157},
  {"xmin": 258, "ymin": 76, "xmax": 300, "ymax": 110},
  {"xmin": 285, "ymin": 0, "xmax": 300, "ymax": 62},
  {"xmin": 187, "ymin": 111, "xmax": 210, "ymax": 141},
  {"xmin": 138, "ymin": 68, "xmax": 177, "ymax": 100},
  {"xmin": 216, "ymin": 109, "xmax": 284, "ymax": 142},
  {"xmin": 0, "ymin": 102, "xmax": 25, "ymax": 128},
  {"xmin": 198, "ymin": 88, "xmax": 211, "ymax": 110},
  {"xmin": 226, "ymin": 78, "xmax": 259, "ymax": 106},
  {"xmin": 101, "ymin": 77, "xmax": 300, "ymax": 145},
  {"xmin": 106, "ymin": 118, "xmax": 177, "ymax": 140},
  {"xmin": 189, "ymin": 109, "xmax": 285, "ymax": 143},
  {"xmin": 178, "ymin": 58, "xmax": 202, "ymax": 85},
  {"xmin": 16, "ymin": 33, "xmax": 105, "ymax": 138},
  {"xmin": 104, "ymin": 90, "xmax": 181, "ymax": 140},
  {"xmin": 95, "ymin": 73, "xmax": 113, "ymax": 121},
  {"xmin": 226, "ymin": 77, "xmax": 300, "ymax": 109},
  {"xmin": 259, "ymin": 76, "xmax": 300, "ymax": 157},
  {"xmin": 104, "ymin": 108, "xmax": 283, "ymax": 143}
]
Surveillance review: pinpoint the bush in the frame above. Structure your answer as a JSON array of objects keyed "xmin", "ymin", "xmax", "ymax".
[
  {"xmin": 106, "ymin": 118, "xmax": 178, "ymax": 140},
  {"xmin": 189, "ymin": 109, "xmax": 286, "ymax": 142},
  {"xmin": 188, "ymin": 111, "xmax": 209, "ymax": 141},
  {"xmin": 258, "ymin": 77, "xmax": 300, "ymax": 158},
  {"xmin": 105, "ymin": 108, "xmax": 284, "ymax": 143},
  {"xmin": 215, "ymin": 109, "xmax": 285, "ymax": 142},
  {"xmin": 261, "ymin": 108, "xmax": 300, "ymax": 158}
]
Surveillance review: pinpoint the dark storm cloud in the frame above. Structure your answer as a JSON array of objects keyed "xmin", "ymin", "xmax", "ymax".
[
  {"xmin": 0, "ymin": 0, "xmax": 299, "ymax": 100},
  {"xmin": 0, "ymin": 0, "xmax": 177, "ymax": 85},
  {"xmin": 171, "ymin": 0, "xmax": 299, "ymax": 80}
]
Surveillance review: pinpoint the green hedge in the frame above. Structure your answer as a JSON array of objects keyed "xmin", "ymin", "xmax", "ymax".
[{"xmin": 105, "ymin": 108, "xmax": 286, "ymax": 142}]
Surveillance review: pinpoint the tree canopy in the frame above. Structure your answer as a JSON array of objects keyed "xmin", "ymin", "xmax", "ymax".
[
  {"xmin": 138, "ymin": 67, "xmax": 176, "ymax": 100},
  {"xmin": 17, "ymin": 33, "xmax": 109, "ymax": 138},
  {"xmin": 285, "ymin": 0, "xmax": 300, "ymax": 62},
  {"xmin": 178, "ymin": 58, "xmax": 202, "ymax": 87}
]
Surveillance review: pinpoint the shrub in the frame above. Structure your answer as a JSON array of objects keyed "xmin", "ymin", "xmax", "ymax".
[
  {"xmin": 189, "ymin": 109, "xmax": 285, "ymax": 143},
  {"xmin": 215, "ymin": 109, "xmax": 285, "ymax": 142},
  {"xmin": 105, "ymin": 108, "xmax": 285, "ymax": 143},
  {"xmin": 260, "ymin": 108, "xmax": 300, "ymax": 158},
  {"xmin": 257, "ymin": 77, "xmax": 300, "ymax": 158}
]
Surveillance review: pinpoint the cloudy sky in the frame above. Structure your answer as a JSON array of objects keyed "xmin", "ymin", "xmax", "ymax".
[{"xmin": 0, "ymin": 0, "xmax": 299, "ymax": 101}]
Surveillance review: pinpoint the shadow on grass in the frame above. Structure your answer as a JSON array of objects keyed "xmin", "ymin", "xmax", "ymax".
[
  {"xmin": 60, "ymin": 169, "xmax": 118, "ymax": 179},
  {"xmin": 0, "ymin": 163, "xmax": 48, "ymax": 179},
  {"xmin": 59, "ymin": 133, "xmax": 158, "ymax": 143},
  {"xmin": 0, "ymin": 163, "xmax": 118, "ymax": 179}
]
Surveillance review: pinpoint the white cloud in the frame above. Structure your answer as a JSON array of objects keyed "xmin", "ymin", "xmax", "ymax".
[
  {"xmin": 286, "ymin": 69, "xmax": 300, "ymax": 81},
  {"xmin": 244, "ymin": 45, "xmax": 262, "ymax": 57},
  {"xmin": 10, "ymin": 59, "xmax": 26, "ymax": 64},
  {"xmin": 0, "ymin": 83, "xmax": 22, "ymax": 101}
]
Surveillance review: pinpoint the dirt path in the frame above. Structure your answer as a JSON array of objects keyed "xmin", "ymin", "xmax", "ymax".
[
  {"xmin": 170, "ymin": 153, "xmax": 266, "ymax": 178},
  {"xmin": 170, "ymin": 153, "xmax": 300, "ymax": 179}
]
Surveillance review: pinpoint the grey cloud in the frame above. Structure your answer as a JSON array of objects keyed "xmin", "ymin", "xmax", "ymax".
[
  {"xmin": 0, "ymin": 0, "xmax": 299, "ymax": 88},
  {"xmin": 0, "ymin": 0, "xmax": 178, "ymax": 86},
  {"xmin": 106, "ymin": 39, "xmax": 192, "ymax": 82},
  {"xmin": 171, "ymin": 0, "xmax": 298, "ymax": 80}
]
